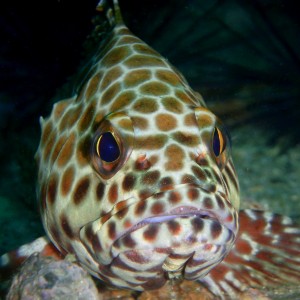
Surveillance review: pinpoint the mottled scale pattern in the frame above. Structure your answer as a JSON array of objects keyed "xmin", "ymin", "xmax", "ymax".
[{"xmin": 34, "ymin": 2, "xmax": 240, "ymax": 291}]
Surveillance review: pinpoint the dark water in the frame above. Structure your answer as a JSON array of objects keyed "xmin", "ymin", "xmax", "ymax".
[{"xmin": 0, "ymin": 0, "xmax": 299, "ymax": 297}]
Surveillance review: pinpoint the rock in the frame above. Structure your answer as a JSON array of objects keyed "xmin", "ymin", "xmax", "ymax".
[{"xmin": 6, "ymin": 253, "xmax": 99, "ymax": 300}]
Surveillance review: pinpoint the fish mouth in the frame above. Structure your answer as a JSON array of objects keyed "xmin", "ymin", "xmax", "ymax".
[
  {"xmin": 80, "ymin": 183, "xmax": 238, "ymax": 264},
  {"xmin": 122, "ymin": 205, "xmax": 223, "ymax": 237},
  {"xmin": 110, "ymin": 182, "xmax": 238, "ymax": 237}
]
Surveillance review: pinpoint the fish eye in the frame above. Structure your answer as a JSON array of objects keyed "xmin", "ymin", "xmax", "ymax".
[
  {"xmin": 211, "ymin": 124, "xmax": 231, "ymax": 170},
  {"xmin": 212, "ymin": 127, "xmax": 226, "ymax": 157},
  {"xmin": 96, "ymin": 132, "xmax": 120, "ymax": 163},
  {"xmin": 91, "ymin": 113, "xmax": 134, "ymax": 179}
]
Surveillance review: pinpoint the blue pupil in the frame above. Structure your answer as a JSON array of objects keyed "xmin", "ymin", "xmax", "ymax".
[
  {"xmin": 99, "ymin": 132, "xmax": 120, "ymax": 162},
  {"xmin": 213, "ymin": 129, "xmax": 221, "ymax": 156}
]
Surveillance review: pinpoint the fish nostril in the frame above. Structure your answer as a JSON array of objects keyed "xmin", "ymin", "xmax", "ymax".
[{"xmin": 134, "ymin": 154, "xmax": 152, "ymax": 171}]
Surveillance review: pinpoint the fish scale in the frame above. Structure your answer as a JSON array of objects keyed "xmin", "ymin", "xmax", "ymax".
[{"xmin": 1, "ymin": 1, "xmax": 300, "ymax": 299}]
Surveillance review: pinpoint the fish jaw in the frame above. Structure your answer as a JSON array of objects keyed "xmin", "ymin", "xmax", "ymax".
[{"xmin": 78, "ymin": 184, "xmax": 238, "ymax": 290}]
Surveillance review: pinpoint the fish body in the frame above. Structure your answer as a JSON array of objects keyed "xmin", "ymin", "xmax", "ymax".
[
  {"xmin": 35, "ymin": 0, "xmax": 239, "ymax": 289},
  {"xmin": 1, "ymin": 1, "xmax": 300, "ymax": 299}
]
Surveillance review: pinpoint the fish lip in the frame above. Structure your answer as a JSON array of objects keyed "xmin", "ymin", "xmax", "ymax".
[
  {"xmin": 108, "ymin": 185, "xmax": 238, "ymax": 238},
  {"xmin": 144, "ymin": 206, "xmax": 221, "ymax": 224},
  {"xmin": 122, "ymin": 206, "xmax": 228, "ymax": 237}
]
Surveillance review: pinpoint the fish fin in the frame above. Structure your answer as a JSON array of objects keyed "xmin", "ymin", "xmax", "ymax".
[
  {"xmin": 0, "ymin": 236, "xmax": 63, "ymax": 281},
  {"xmin": 96, "ymin": 0, "xmax": 123, "ymax": 26},
  {"xmin": 199, "ymin": 209, "xmax": 300, "ymax": 299}
]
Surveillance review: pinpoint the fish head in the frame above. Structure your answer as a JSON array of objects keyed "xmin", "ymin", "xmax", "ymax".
[{"xmin": 36, "ymin": 23, "xmax": 240, "ymax": 290}]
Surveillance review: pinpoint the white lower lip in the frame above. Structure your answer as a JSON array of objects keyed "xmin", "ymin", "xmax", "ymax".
[{"xmin": 133, "ymin": 208, "xmax": 218, "ymax": 230}]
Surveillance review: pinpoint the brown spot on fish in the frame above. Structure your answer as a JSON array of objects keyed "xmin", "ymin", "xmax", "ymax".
[
  {"xmin": 187, "ymin": 188, "xmax": 199, "ymax": 201},
  {"xmin": 133, "ymin": 44, "xmax": 160, "ymax": 56},
  {"xmin": 57, "ymin": 133, "xmax": 76, "ymax": 167},
  {"xmin": 124, "ymin": 55, "xmax": 167, "ymax": 68},
  {"xmin": 47, "ymin": 173, "xmax": 58, "ymax": 205},
  {"xmin": 61, "ymin": 165, "xmax": 75, "ymax": 197},
  {"xmin": 168, "ymin": 191, "xmax": 181, "ymax": 204},
  {"xmin": 140, "ymin": 81, "xmax": 170, "ymax": 96},
  {"xmin": 133, "ymin": 97, "xmax": 158, "ymax": 113},
  {"xmin": 181, "ymin": 174, "xmax": 195, "ymax": 185},
  {"xmin": 53, "ymin": 100, "xmax": 69, "ymax": 121},
  {"xmin": 124, "ymin": 69, "xmax": 152, "ymax": 87},
  {"xmin": 102, "ymin": 46, "xmax": 131, "ymax": 67},
  {"xmin": 117, "ymin": 35, "xmax": 142, "ymax": 45},
  {"xmin": 101, "ymin": 82, "xmax": 121, "ymax": 105},
  {"xmin": 164, "ymin": 144, "xmax": 184, "ymax": 171},
  {"xmin": 203, "ymin": 197, "xmax": 214, "ymax": 209},
  {"xmin": 172, "ymin": 132, "xmax": 199, "ymax": 147},
  {"xmin": 40, "ymin": 120, "xmax": 53, "ymax": 147},
  {"xmin": 59, "ymin": 104, "xmax": 83, "ymax": 131},
  {"xmin": 135, "ymin": 201, "xmax": 147, "ymax": 216},
  {"xmin": 191, "ymin": 165, "xmax": 206, "ymax": 181},
  {"xmin": 76, "ymin": 135, "xmax": 90, "ymax": 166},
  {"xmin": 139, "ymin": 189, "xmax": 153, "ymax": 201},
  {"xmin": 51, "ymin": 135, "xmax": 68, "ymax": 165},
  {"xmin": 143, "ymin": 224, "xmax": 159, "ymax": 242},
  {"xmin": 167, "ymin": 220, "xmax": 181, "ymax": 235},
  {"xmin": 110, "ymin": 91, "xmax": 136, "ymax": 111},
  {"xmin": 108, "ymin": 221, "xmax": 116, "ymax": 240},
  {"xmin": 142, "ymin": 170, "xmax": 160, "ymax": 186},
  {"xmin": 135, "ymin": 135, "xmax": 167, "ymax": 150},
  {"xmin": 184, "ymin": 113, "xmax": 196, "ymax": 126},
  {"xmin": 124, "ymin": 251, "xmax": 149, "ymax": 264},
  {"xmin": 156, "ymin": 70, "xmax": 181, "ymax": 86},
  {"xmin": 162, "ymin": 97, "xmax": 183, "ymax": 113},
  {"xmin": 78, "ymin": 102, "xmax": 95, "ymax": 132},
  {"xmin": 108, "ymin": 183, "xmax": 118, "ymax": 204},
  {"xmin": 85, "ymin": 72, "xmax": 103, "ymax": 99},
  {"xmin": 216, "ymin": 194, "xmax": 225, "ymax": 210},
  {"xmin": 122, "ymin": 235, "xmax": 136, "ymax": 248},
  {"xmin": 155, "ymin": 113, "xmax": 177, "ymax": 131},
  {"xmin": 100, "ymin": 66, "xmax": 123, "ymax": 90},
  {"xmin": 159, "ymin": 176, "xmax": 174, "ymax": 191},
  {"xmin": 196, "ymin": 113, "xmax": 214, "ymax": 129},
  {"xmin": 116, "ymin": 207, "xmax": 128, "ymax": 219},
  {"xmin": 60, "ymin": 214, "xmax": 74, "ymax": 239},
  {"xmin": 73, "ymin": 177, "xmax": 90, "ymax": 205},
  {"xmin": 196, "ymin": 156, "xmax": 209, "ymax": 167},
  {"xmin": 131, "ymin": 116, "xmax": 149, "ymax": 130},
  {"xmin": 191, "ymin": 218, "xmax": 204, "ymax": 233},
  {"xmin": 151, "ymin": 202, "xmax": 164, "ymax": 215},
  {"xmin": 122, "ymin": 173, "xmax": 136, "ymax": 191},
  {"xmin": 211, "ymin": 222, "xmax": 222, "ymax": 240},
  {"xmin": 43, "ymin": 130, "xmax": 56, "ymax": 161},
  {"xmin": 175, "ymin": 90, "xmax": 195, "ymax": 105}
]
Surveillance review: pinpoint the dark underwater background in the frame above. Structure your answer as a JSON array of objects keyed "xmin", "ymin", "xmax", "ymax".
[{"xmin": 0, "ymin": 0, "xmax": 299, "ymax": 288}]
